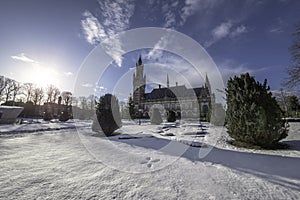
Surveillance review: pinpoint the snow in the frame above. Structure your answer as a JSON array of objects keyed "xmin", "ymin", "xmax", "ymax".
[{"xmin": 0, "ymin": 120, "xmax": 300, "ymax": 199}]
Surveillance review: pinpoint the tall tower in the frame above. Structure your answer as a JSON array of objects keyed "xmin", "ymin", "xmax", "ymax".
[
  {"xmin": 167, "ymin": 74, "xmax": 169, "ymax": 88},
  {"xmin": 133, "ymin": 55, "xmax": 146, "ymax": 110}
]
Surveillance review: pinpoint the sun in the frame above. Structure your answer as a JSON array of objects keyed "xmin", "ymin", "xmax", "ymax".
[{"xmin": 29, "ymin": 66, "xmax": 60, "ymax": 87}]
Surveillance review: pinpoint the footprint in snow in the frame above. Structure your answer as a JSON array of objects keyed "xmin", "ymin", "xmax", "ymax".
[{"xmin": 140, "ymin": 157, "xmax": 161, "ymax": 168}]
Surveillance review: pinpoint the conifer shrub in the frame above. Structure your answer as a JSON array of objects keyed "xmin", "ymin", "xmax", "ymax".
[
  {"xmin": 167, "ymin": 110, "xmax": 176, "ymax": 122},
  {"xmin": 59, "ymin": 110, "xmax": 70, "ymax": 122},
  {"xmin": 92, "ymin": 94, "xmax": 122, "ymax": 136},
  {"xmin": 226, "ymin": 73, "xmax": 288, "ymax": 149},
  {"xmin": 151, "ymin": 108, "xmax": 163, "ymax": 125},
  {"xmin": 128, "ymin": 96, "xmax": 136, "ymax": 120},
  {"xmin": 43, "ymin": 110, "xmax": 53, "ymax": 121}
]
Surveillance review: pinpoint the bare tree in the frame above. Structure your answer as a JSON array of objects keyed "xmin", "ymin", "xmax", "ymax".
[
  {"xmin": 46, "ymin": 85, "xmax": 55, "ymax": 103},
  {"xmin": 45, "ymin": 84, "xmax": 62, "ymax": 104},
  {"xmin": 61, "ymin": 91, "xmax": 72, "ymax": 106},
  {"xmin": 23, "ymin": 83, "xmax": 34, "ymax": 103},
  {"xmin": 79, "ymin": 96, "xmax": 87, "ymax": 110},
  {"xmin": 3, "ymin": 78, "xmax": 14, "ymax": 103},
  {"xmin": 0, "ymin": 76, "xmax": 6, "ymax": 103},
  {"xmin": 12, "ymin": 81, "xmax": 22, "ymax": 104},
  {"xmin": 38, "ymin": 88, "xmax": 44, "ymax": 105},
  {"xmin": 284, "ymin": 21, "xmax": 300, "ymax": 89},
  {"xmin": 53, "ymin": 87, "xmax": 60, "ymax": 103},
  {"xmin": 72, "ymin": 96, "xmax": 79, "ymax": 107},
  {"xmin": 46, "ymin": 85, "xmax": 53, "ymax": 103},
  {"xmin": 32, "ymin": 87, "xmax": 44, "ymax": 105},
  {"xmin": 87, "ymin": 95, "xmax": 96, "ymax": 110}
]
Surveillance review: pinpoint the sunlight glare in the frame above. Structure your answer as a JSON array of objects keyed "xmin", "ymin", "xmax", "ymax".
[{"xmin": 29, "ymin": 66, "xmax": 60, "ymax": 87}]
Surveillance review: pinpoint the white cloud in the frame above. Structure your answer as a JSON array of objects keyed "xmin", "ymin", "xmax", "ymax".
[
  {"xmin": 205, "ymin": 21, "xmax": 248, "ymax": 47},
  {"xmin": 81, "ymin": 11, "xmax": 107, "ymax": 44},
  {"xmin": 218, "ymin": 59, "xmax": 268, "ymax": 83},
  {"xmin": 270, "ymin": 27, "xmax": 283, "ymax": 34},
  {"xmin": 180, "ymin": 0, "xmax": 222, "ymax": 26},
  {"xmin": 82, "ymin": 83, "xmax": 94, "ymax": 88},
  {"xmin": 162, "ymin": 0, "xmax": 179, "ymax": 28},
  {"xmin": 81, "ymin": 0, "xmax": 135, "ymax": 67},
  {"xmin": 145, "ymin": 53, "xmax": 207, "ymax": 89},
  {"xmin": 230, "ymin": 25, "xmax": 248, "ymax": 37},
  {"xmin": 11, "ymin": 53, "xmax": 39, "ymax": 64},
  {"xmin": 160, "ymin": 0, "xmax": 222, "ymax": 29},
  {"xmin": 146, "ymin": 34, "xmax": 172, "ymax": 60},
  {"xmin": 212, "ymin": 21, "xmax": 233, "ymax": 39},
  {"xmin": 180, "ymin": 0, "xmax": 202, "ymax": 26},
  {"xmin": 64, "ymin": 72, "xmax": 73, "ymax": 77},
  {"xmin": 93, "ymin": 85, "xmax": 107, "ymax": 95}
]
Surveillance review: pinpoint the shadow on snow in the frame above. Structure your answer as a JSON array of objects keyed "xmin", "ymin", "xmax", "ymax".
[{"xmin": 109, "ymin": 135, "xmax": 300, "ymax": 191}]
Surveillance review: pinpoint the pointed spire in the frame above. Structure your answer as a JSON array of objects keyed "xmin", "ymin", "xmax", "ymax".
[
  {"xmin": 205, "ymin": 73, "xmax": 211, "ymax": 93},
  {"xmin": 167, "ymin": 74, "xmax": 169, "ymax": 88},
  {"xmin": 138, "ymin": 55, "xmax": 142, "ymax": 66}
]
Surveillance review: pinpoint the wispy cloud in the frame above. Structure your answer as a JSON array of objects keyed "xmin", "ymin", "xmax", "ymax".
[
  {"xmin": 146, "ymin": 34, "xmax": 172, "ymax": 60},
  {"xmin": 181, "ymin": 0, "xmax": 221, "ymax": 26},
  {"xmin": 81, "ymin": 0, "xmax": 135, "ymax": 67},
  {"xmin": 144, "ymin": 52, "xmax": 207, "ymax": 89},
  {"xmin": 94, "ymin": 85, "xmax": 107, "ymax": 95},
  {"xmin": 205, "ymin": 21, "xmax": 248, "ymax": 47},
  {"xmin": 82, "ymin": 83, "xmax": 93, "ymax": 88},
  {"xmin": 161, "ymin": 0, "xmax": 222, "ymax": 29},
  {"xmin": 218, "ymin": 59, "xmax": 268, "ymax": 83},
  {"xmin": 162, "ymin": 1, "xmax": 179, "ymax": 28},
  {"xmin": 11, "ymin": 53, "xmax": 39, "ymax": 64},
  {"xmin": 230, "ymin": 25, "xmax": 248, "ymax": 38},
  {"xmin": 64, "ymin": 72, "xmax": 73, "ymax": 77},
  {"xmin": 81, "ymin": 11, "xmax": 106, "ymax": 44},
  {"xmin": 269, "ymin": 27, "xmax": 283, "ymax": 34},
  {"xmin": 213, "ymin": 21, "xmax": 233, "ymax": 39},
  {"xmin": 269, "ymin": 18, "xmax": 286, "ymax": 34}
]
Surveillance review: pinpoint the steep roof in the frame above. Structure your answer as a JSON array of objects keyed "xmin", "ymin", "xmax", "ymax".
[{"xmin": 145, "ymin": 85, "xmax": 208, "ymax": 101}]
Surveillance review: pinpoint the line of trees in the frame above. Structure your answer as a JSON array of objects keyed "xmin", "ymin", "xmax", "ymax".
[
  {"xmin": 0, "ymin": 75, "xmax": 73, "ymax": 106},
  {"xmin": 284, "ymin": 20, "xmax": 300, "ymax": 89}
]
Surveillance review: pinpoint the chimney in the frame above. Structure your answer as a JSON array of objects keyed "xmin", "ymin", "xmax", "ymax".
[
  {"xmin": 159, "ymin": 84, "xmax": 161, "ymax": 89},
  {"xmin": 176, "ymin": 82, "xmax": 178, "ymax": 86}
]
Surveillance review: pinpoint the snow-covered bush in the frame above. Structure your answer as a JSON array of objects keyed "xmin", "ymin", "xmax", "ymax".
[
  {"xmin": 226, "ymin": 73, "xmax": 288, "ymax": 149},
  {"xmin": 93, "ymin": 94, "xmax": 122, "ymax": 136},
  {"xmin": 151, "ymin": 108, "xmax": 163, "ymax": 125}
]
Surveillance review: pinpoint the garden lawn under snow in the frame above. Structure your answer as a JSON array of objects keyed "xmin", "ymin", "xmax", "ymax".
[{"xmin": 0, "ymin": 120, "xmax": 300, "ymax": 199}]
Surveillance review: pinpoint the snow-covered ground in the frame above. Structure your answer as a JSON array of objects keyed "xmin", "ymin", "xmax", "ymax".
[{"xmin": 0, "ymin": 120, "xmax": 300, "ymax": 199}]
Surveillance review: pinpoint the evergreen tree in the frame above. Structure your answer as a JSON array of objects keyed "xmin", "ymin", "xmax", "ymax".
[
  {"xmin": 226, "ymin": 73, "xmax": 288, "ymax": 148},
  {"xmin": 128, "ymin": 95, "xmax": 136, "ymax": 119},
  {"xmin": 167, "ymin": 110, "xmax": 176, "ymax": 122},
  {"xmin": 92, "ymin": 94, "xmax": 122, "ymax": 136},
  {"xmin": 287, "ymin": 95, "xmax": 300, "ymax": 117}
]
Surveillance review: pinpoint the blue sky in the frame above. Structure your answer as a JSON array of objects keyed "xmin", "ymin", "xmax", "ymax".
[{"xmin": 0, "ymin": 0, "xmax": 300, "ymax": 99}]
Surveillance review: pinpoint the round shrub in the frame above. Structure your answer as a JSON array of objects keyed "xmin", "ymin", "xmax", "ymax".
[{"xmin": 151, "ymin": 108, "xmax": 163, "ymax": 125}]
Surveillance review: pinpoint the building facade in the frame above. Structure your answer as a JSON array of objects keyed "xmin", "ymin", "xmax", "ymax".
[{"xmin": 133, "ymin": 56, "xmax": 213, "ymax": 119}]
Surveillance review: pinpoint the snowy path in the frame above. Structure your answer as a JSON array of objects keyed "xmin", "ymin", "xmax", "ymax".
[{"xmin": 1, "ymin": 126, "xmax": 300, "ymax": 199}]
